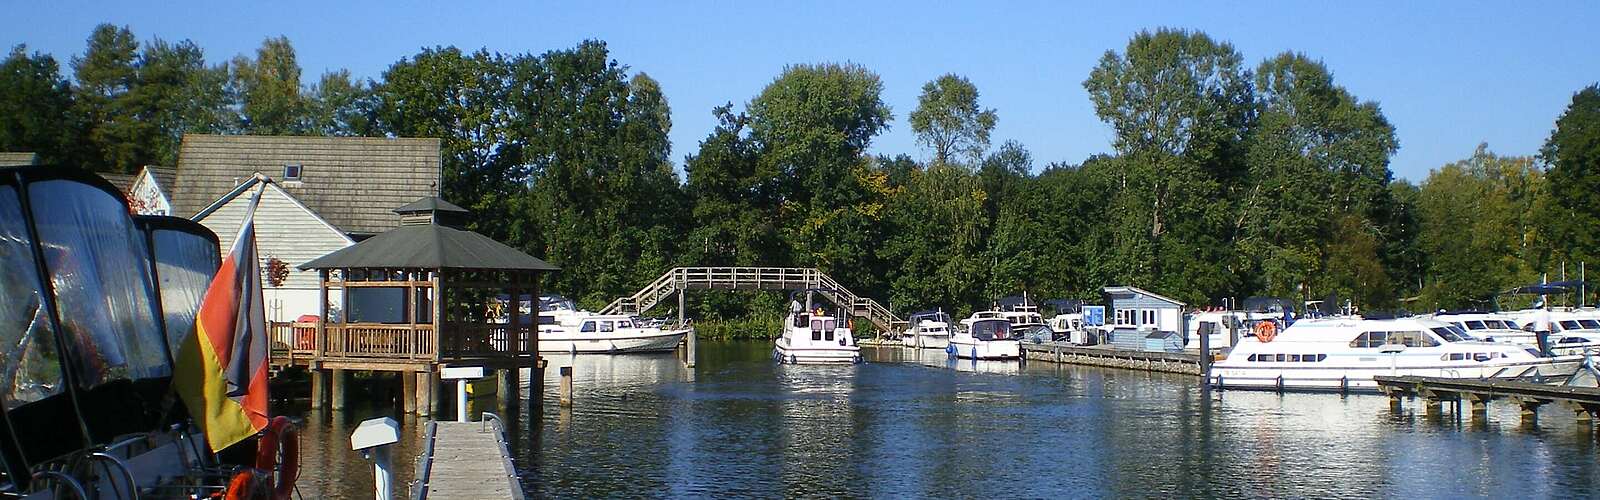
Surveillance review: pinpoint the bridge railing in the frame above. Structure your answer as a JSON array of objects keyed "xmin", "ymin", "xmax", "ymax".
[{"xmin": 597, "ymin": 266, "xmax": 902, "ymax": 334}]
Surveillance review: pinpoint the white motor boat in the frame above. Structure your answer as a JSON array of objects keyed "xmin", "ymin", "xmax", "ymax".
[
  {"xmin": 774, "ymin": 290, "xmax": 862, "ymax": 364},
  {"xmin": 950, "ymin": 316, "xmax": 1021, "ymax": 360},
  {"xmin": 533, "ymin": 296, "xmax": 691, "ymax": 353},
  {"xmin": 1431, "ymin": 311, "xmax": 1544, "ymax": 345},
  {"xmin": 1185, "ymin": 310, "xmax": 1282, "ymax": 349},
  {"xmin": 1211, "ymin": 316, "xmax": 1585, "ymax": 391},
  {"xmin": 901, "ymin": 310, "xmax": 952, "ymax": 349}
]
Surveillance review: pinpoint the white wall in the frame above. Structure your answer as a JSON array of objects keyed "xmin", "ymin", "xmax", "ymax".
[{"xmin": 198, "ymin": 181, "xmax": 353, "ymax": 322}]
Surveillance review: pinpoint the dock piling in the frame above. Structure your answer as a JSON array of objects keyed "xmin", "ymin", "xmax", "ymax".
[
  {"xmin": 402, "ymin": 371, "xmax": 417, "ymax": 414},
  {"xmin": 331, "ymin": 368, "xmax": 348, "ymax": 411},
  {"xmin": 560, "ymin": 366, "xmax": 573, "ymax": 407},
  {"xmin": 310, "ymin": 369, "xmax": 326, "ymax": 409}
]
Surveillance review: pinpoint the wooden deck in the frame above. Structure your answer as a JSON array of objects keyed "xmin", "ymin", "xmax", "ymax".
[
  {"xmin": 1022, "ymin": 341, "xmax": 1203, "ymax": 375},
  {"xmin": 415, "ymin": 419, "xmax": 524, "ymax": 499},
  {"xmin": 268, "ymin": 321, "xmax": 532, "ymax": 371},
  {"xmin": 1374, "ymin": 375, "xmax": 1600, "ymax": 422}
]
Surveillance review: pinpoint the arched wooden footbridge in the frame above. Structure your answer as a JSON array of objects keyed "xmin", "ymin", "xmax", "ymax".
[{"xmin": 599, "ymin": 267, "xmax": 905, "ymax": 333}]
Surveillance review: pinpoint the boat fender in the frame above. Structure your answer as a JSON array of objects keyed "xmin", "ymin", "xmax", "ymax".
[
  {"xmin": 788, "ymin": 354, "xmax": 798, "ymax": 364},
  {"xmin": 254, "ymin": 416, "xmax": 301, "ymax": 500}
]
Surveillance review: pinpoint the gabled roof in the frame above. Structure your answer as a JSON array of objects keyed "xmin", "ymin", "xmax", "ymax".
[
  {"xmin": 140, "ymin": 165, "xmax": 176, "ymax": 194},
  {"xmin": 174, "ymin": 134, "xmax": 442, "ymax": 236},
  {"xmin": 192, "ymin": 173, "xmax": 351, "ymax": 244},
  {"xmin": 298, "ymin": 223, "xmax": 558, "ymax": 272},
  {"xmin": 1103, "ymin": 285, "xmax": 1186, "ymax": 307},
  {"xmin": 97, "ymin": 171, "xmax": 137, "ymax": 192}
]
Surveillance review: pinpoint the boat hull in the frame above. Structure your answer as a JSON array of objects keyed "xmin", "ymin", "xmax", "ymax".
[
  {"xmin": 774, "ymin": 345, "xmax": 862, "ymax": 364},
  {"xmin": 1209, "ymin": 357, "xmax": 1586, "ymax": 391},
  {"xmin": 538, "ymin": 328, "xmax": 689, "ymax": 353},
  {"xmin": 906, "ymin": 334, "xmax": 950, "ymax": 349},
  {"xmin": 948, "ymin": 339, "xmax": 1021, "ymax": 360}
]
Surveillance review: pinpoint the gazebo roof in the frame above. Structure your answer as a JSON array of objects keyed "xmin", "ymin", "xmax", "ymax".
[
  {"xmin": 393, "ymin": 196, "xmax": 468, "ymax": 214},
  {"xmin": 299, "ymin": 223, "xmax": 558, "ymax": 271}
]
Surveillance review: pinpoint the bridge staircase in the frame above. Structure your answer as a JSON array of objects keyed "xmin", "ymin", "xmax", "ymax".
[{"xmin": 599, "ymin": 267, "xmax": 905, "ymax": 334}]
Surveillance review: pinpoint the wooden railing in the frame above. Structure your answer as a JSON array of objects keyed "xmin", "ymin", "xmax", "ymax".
[
  {"xmin": 598, "ymin": 266, "xmax": 904, "ymax": 333},
  {"xmin": 270, "ymin": 321, "xmax": 527, "ymax": 364}
]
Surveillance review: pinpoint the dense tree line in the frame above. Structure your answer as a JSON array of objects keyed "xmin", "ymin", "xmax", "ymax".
[{"xmin": 5, "ymin": 25, "xmax": 1598, "ymax": 321}]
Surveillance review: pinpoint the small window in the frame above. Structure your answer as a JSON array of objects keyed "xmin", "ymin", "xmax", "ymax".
[
  {"xmin": 1466, "ymin": 321, "xmax": 1486, "ymax": 330},
  {"xmin": 1316, "ymin": 354, "xmax": 1327, "ymax": 362},
  {"xmin": 1447, "ymin": 353, "xmax": 1464, "ymax": 361},
  {"xmin": 1473, "ymin": 353, "xmax": 1491, "ymax": 362},
  {"xmin": 599, "ymin": 321, "xmax": 614, "ymax": 333},
  {"xmin": 1275, "ymin": 354, "xmax": 1285, "ymax": 362},
  {"xmin": 1301, "ymin": 353, "xmax": 1316, "ymax": 362},
  {"xmin": 824, "ymin": 320, "xmax": 836, "ymax": 332},
  {"xmin": 812, "ymin": 319, "xmax": 823, "ymax": 331},
  {"xmin": 1288, "ymin": 354, "xmax": 1301, "ymax": 362},
  {"xmin": 617, "ymin": 320, "xmax": 632, "ymax": 328},
  {"xmin": 580, "ymin": 321, "xmax": 596, "ymax": 333},
  {"xmin": 283, "ymin": 164, "xmax": 303, "ymax": 181},
  {"xmin": 825, "ymin": 330, "xmax": 835, "ymax": 341}
]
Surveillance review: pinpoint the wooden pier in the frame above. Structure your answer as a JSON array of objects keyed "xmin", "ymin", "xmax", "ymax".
[
  {"xmin": 413, "ymin": 418, "xmax": 525, "ymax": 499},
  {"xmin": 1375, "ymin": 375, "xmax": 1600, "ymax": 424},
  {"xmin": 1021, "ymin": 342, "xmax": 1203, "ymax": 375}
]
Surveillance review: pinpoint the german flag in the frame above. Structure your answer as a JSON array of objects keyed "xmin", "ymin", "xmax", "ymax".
[{"xmin": 175, "ymin": 184, "xmax": 269, "ymax": 451}]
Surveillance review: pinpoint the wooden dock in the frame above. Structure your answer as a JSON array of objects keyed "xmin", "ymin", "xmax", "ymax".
[
  {"xmin": 1021, "ymin": 342, "xmax": 1203, "ymax": 375},
  {"xmin": 414, "ymin": 418, "xmax": 524, "ymax": 499},
  {"xmin": 1375, "ymin": 375, "xmax": 1600, "ymax": 424}
]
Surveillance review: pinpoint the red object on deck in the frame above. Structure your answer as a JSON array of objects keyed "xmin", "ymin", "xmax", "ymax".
[{"xmin": 296, "ymin": 314, "xmax": 320, "ymax": 323}]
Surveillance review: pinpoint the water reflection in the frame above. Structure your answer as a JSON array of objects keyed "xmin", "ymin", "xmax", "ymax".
[{"xmin": 521, "ymin": 342, "xmax": 1600, "ymax": 498}]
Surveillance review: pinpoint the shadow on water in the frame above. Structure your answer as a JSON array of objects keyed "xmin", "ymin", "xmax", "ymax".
[
  {"xmin": 273, "ymin": 374, "xmax": 424, "ymax": 499},
  {"xmin": 516, "ymin": 342, "xmax": 1600, "ymax": 498}
]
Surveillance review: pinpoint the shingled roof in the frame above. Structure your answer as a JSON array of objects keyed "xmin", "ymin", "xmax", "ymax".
[
  {"xmin": 174, "ymin": 134, "xmax": 442, "ymax": 236},
  {"xmin": 0, "ymin": 152, "xmax": 37, "ymax": 167}
]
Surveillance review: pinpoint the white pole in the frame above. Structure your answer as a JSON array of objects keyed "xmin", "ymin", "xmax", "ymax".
[
  {"xmin": 373, "ymin": 446, "xmax": 393, "ymax": 500},
  {"xmin": 456, "ymin": 380, "xmax": 469, "ymax": 423}
]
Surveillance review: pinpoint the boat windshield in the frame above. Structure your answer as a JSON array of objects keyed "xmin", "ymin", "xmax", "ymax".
[
  {"xmin": 1560, "ymin": 320, "xmax": 1584, "ymax": 330},
  {"xmin": 971, "ymin": 320, "xmax": 1012, "ymax": 341},
  {"xmin": 1582, "ymin": 320, "xmax": 1600, "ymax": 330},
  {"xmin": 1430, "ymin": 326, "xmax": 1475, "ymax": 343},
  {"xmin": 0, "ymin": 185, "xmax": 66, "ymax": 409},
  {"xmin": 144, "ymin": 223, "xmax": 221, "ymax": 357}
]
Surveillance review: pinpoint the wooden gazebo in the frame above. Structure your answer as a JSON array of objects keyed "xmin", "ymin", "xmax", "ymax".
[{"xmin": 278, "ymin": 196, "xmax": 558, "ymax": 415}]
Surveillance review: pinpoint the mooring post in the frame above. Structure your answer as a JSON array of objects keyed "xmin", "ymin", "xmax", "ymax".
[
  {"xmin": 415, "ymin": 371, "xmax": 434, "ymax": 418},
  {"xmin": 1424, "ymin": 398, "xmax": 1443, "ymax": 418},
  {"xmin": 560, "ymin": 366, "xmax": 573, "ymax": 407},
  {"xmin": 310, "ymin": 368, "xmax": 326, "ymax": 409},
  {"xmin": 686, "ymin": 329, "xmax": 698, "ymax": 368},
  {"xmin": 330, "ymin": 368, "xmax": 348, "ymax": 411},
  {"xmin": 401, "ymin": 371, "xmax": 417, "ymax": 414},
  {"xmin": 1469, "ymin": 395, "xmax": 1489, "ymax": 419}
]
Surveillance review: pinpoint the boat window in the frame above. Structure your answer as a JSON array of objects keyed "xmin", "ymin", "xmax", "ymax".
[
  {"xmin": 825, "ymin": 319, "xmax": 836, "ymax": 332},
  {"xmin": 1446, "ymin": 353, "xmax": 1464, "ymax": 361},
  {"xmin": 811, "ymin": 325, "xmax": 822, "ymax": 341},
  {"xmin": 794, "ymin": 313, "xmax": 809, "ymax": 328},
  {"xmin": 1351, "ymin": 331, "xmax": 1386, "ymax": 348},
  {"xmin": 811, "ymin": 319, "xmax": 823, "ymax": 332},
  {"xmin": 1301, "ymin": 353, "xmax": 1318, "ymax": 362},
  {"xmin": 1582, "ymin": 320, "xmax": 1600, "ymax": 329},
  {"xmin": 581, "ymin": 321, "xmax": 596, "ymax": 333},
  {"xmin": 617, "ymin": 320, "xmax": 632, "ymax": 329},
  {"xmin": 1393, "ymin": 331, "xmax": 1437, "ymax": 347},
  {"xmin": 31, "ymin": 179, "xmax": 171, "ymax": 386},
  {"xmin": 1430, "ymin": 327, "xmax": 1473, "ymax": 343},
  {"xmin": 146, "ymin": 227, "xmax": 220, "ymax": 357},
  {"xmin": 1465, "ymin": 321, "xmax": 1486, "ymax": 330},
  {"xmin": 1274, "ymin": 354, "xmax": 1285, "ymax": 362},
  {"xmin": 0, "ymin": 185, "xmax": 66, "ymax": 409},
  {"xmin": 599, "ymin": 321, "xmax": 614, "ymax": 333},
  {"xmin": 1288, "ymin": 354, "xmax": 1301, "ymax": 362},
  {"xmin": 972, "ymin": 321, "xmax": 1011, "ymax": 341},
  {"xmin": 1560, "ymin": 320, "xmax": 1582, "ymax": 330},
  {"xmin": 825, "ymin": 330, "xmax": 835, "ymax": 341},
  {"xmin": 1473, "ymin": 353, "xmax": 1492, "ymax": 362}
]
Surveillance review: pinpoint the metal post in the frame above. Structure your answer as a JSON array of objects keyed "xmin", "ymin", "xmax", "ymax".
[
  {"xmin": 456, "ymin": 379, "xmax": 469, "ymax": 423},
  {"xmin": 559, "ymin": 366, "xmax": 573, "ymax": 407},
  {"xmin": 372, "ymin": 446, "xmax": 392, "ymax": 500}
]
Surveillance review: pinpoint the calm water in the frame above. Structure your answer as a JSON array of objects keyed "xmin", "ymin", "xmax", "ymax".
[{"xmin": 293, "ymin": 342, "xmax": 1600, "ymax": 498}]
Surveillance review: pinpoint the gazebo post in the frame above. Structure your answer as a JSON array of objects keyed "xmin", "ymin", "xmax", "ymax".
[
  {"xmin": 499, "ymin": 270, "xmax": 520, "ymax": 418},
  {"xmin": 529, "ymin": 270, "xmax": 543, "ymax": 440},
  {"xmin": 311, "ymin": 268, "xmax": 331, "ymax": 409}
]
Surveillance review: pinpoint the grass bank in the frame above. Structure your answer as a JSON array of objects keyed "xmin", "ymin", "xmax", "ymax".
[{"xmin": 693, "ymin": 314, "xmax": 783, "ymax": 341}]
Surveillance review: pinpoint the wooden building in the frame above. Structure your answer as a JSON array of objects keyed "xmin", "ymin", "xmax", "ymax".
[
  {"xmin": 174, "ymin": 134, "xmax": 443, "ymax": 322},
  {"xmin": 279, "ymin": 196, "xmax": 558, "ymax": 416}
]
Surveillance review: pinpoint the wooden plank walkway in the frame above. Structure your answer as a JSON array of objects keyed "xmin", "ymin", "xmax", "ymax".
[
  {"xmin": 416, "ymin": 420, "xmax": 523, "ymax": 499},
  {"xmin": 1022, "ymin": 341, "xmax": 1203, "ymax": 375}
]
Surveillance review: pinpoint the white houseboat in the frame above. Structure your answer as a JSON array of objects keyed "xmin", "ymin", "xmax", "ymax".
[
  {"xmin": 1211, "ymin": 316, "xmax": 1585, "ymax": 391},
  {"xmin": 951, "ymin": 316, "xmax": 1021, "ymax": 360},
  {"xmin": 533, "ymin": 296, "xmax": 691, "ymax": 353},
  {"xmin": 774, "ymin": 291, "xmax": 863, "ymax": 364}
]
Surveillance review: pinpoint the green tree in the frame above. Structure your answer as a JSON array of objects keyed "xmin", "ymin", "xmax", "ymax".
[
  {"xmin": 0, "ymin": 45, "xmax": 73, "ymax": 164},
  {"xmin": 879, "ymin": 160, "xmax": 989, "ymax": 314},
  {"xmin": 909, "ymin": 73, "xmax": 997, "ymax": 166},
  {"xmin": 1236, "ymin": 52, "xmax": 1399, "ymax": 304},
  {"xmin": 232, "ymin": 36, "xmax": 307, "ymax": 134},
  {"xmin": 1417, "ymin": 144, "xmax": 1544, "ymax": 309},
  {"xmin": 1082, "ymin": 28, "xmax": 1252, "ymax": 303},
  {"xmin": 70, "ymin": 24, "xmax": 141, "ymax": 170},
  {"xmin": 1542, "ymin": 84, "xmax": 1600, "ymax": 276},
  {"xmin": 307, "ymin": 69, "xmax": 375, "ymax": 136},
  {"xmin": 746, "ymin": 63, "xmax": 894, "ymax": 292}
]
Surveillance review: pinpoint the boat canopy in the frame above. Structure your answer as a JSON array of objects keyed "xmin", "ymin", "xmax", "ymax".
[
  {"xmin": 970, "ymin": 318, "xmax": 1013, "ymax": 341},
  {"xmin": 1042, "ymin": 299, "xmax": 1083, "ymax": 314}
]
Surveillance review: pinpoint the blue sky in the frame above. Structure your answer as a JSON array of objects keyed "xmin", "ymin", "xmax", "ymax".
[{"xmin": 6, "ymin": 1, "xmax": 1597, "ymax": 181}]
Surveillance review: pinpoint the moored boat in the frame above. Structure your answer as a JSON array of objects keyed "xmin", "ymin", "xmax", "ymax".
[
  {"xmin": 901, "ymin": 310, "xmax": 953, "ymax": 349},
  {"xmin": 774, "ymin": 290, "xmax": 862, "ymax": 364},
  {"xmin": 532, "ymin": 295, "xmax": 691, "ymax": 353},
  {"xmin": 1211, "ymin": 316, "xmax": 1585, "ymax": 391},
  {"xmin": 950, "ymin": 316, "xmax": 1021, "ymax": 360}
]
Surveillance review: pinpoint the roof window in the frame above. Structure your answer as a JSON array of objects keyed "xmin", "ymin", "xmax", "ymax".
[{"xmin": 283, "ymin": 164, "xmax": 303, "ymax": 181}]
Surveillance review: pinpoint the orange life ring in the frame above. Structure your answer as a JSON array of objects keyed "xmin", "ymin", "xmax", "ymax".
[
  {"xmin": 1253, "ymin": 321, "xmax": 1278, "ymax": 343},
  {"xmin": 253, "ymin": 416, "xmax": 300, "ymax": 500}
]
